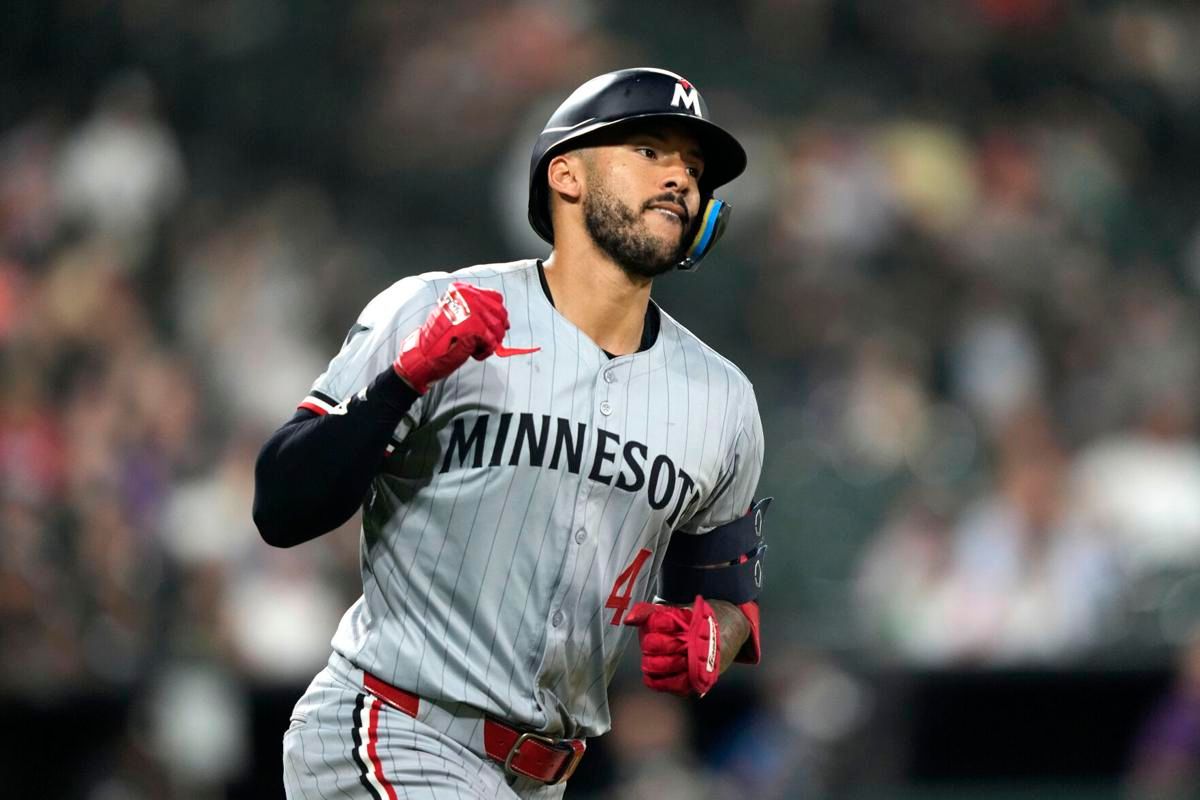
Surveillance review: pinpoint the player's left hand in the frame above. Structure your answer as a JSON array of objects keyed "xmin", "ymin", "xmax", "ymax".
[{"xmin": 622, "ymin": 595, "xmax": 720, "ymax": 697}]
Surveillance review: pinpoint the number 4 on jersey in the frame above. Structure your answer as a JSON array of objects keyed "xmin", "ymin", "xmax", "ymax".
[{"xmin": 606, "ymin": 548, "xmax": 653, "ymax": 625}]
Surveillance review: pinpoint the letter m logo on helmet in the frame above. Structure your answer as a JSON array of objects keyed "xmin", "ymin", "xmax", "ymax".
[{"xmin": 670, "ymin": 79, "xmax": 702, "ymax": 117}]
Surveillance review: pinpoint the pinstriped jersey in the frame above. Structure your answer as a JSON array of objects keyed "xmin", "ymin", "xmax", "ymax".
[{"xmin": 301, "ymin": 258, "xmax": 764, "ymax": 738}]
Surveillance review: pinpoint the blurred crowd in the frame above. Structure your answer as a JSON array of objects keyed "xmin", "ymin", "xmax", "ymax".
[{"xmin": 7, "ymin": 0, "xmax": 1200, "ymax": 797}]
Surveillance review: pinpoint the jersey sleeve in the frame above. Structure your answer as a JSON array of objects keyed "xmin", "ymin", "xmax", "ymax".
[
  {"xmin": 300, "ymin": 276, "xmax": 441, "ymax": 433},
  {"xmin": 680, "ymin": 381, "xmax": 765, "ymax": 534}
]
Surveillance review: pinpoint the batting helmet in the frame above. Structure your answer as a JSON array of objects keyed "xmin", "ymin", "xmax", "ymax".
[{"xmin": 527, "ymin": 68, "xmax": 747, "ymax": 271}]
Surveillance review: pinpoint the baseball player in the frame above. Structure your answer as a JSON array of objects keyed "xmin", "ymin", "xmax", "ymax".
[{"xmin": 253, "ymin": 67, "xmax": 769, "ymax": 799}]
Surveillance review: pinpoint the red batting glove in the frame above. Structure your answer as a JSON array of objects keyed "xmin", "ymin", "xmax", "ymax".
[
  {"xmin": 393, "ymin": 282, "xmax": 510, "ymax": 394},
  {"xmin": 623, "ymin": 595, "xmax": 721, "ymax": 697}
]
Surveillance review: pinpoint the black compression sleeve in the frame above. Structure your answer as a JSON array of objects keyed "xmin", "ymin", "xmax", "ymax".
[{"xmin": 252, "ymin": 367, "xmax": 420, "ymax": 547}]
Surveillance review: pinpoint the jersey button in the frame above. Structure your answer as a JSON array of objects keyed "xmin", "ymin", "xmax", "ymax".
[
  {"xmin": 552, "ymin": 610, "xmax": 565, "ymax": 627},
  {"xmin": 575, "ymin": 528, "xmax": 587, "ymax": 544},
  {"xmin": 603, "ymin": 370, "xmax": 616, "ymax": 384},
  {"xmin": 599, "ymin": 401, "xmax": 612, "ymax": 416}
]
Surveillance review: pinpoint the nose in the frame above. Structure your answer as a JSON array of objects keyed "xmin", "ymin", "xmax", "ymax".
[{"xmin": 660, "ymin": 159, "xmax": 691, "ymax": 193}]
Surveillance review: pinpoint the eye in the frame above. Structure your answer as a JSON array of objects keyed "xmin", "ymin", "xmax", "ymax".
[
  {"xmin": 636, "ymin": 146, "xmax": 657, "ymax": 159},
  {"xmin": 686, "ymin": 165, "xmax": 701, "ymax": 179}
]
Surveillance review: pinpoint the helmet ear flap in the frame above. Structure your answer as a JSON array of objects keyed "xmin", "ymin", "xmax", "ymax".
[{"xmin": 677, "ymin": 198, "xmax": 730, "ymax": 272}]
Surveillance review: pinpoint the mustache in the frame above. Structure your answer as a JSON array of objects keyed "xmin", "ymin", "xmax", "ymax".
[{"xmin": 642, "ymin": 194, "xmax": 690, "ymax": 228}]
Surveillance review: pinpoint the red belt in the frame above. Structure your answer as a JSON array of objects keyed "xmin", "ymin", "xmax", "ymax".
[{"xmin": 362, "ymin": 672, "xmax": 586, "ymax": 786}]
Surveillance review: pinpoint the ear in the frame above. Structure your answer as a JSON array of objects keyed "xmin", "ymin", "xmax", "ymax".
[{"xmin": 547, "ymin": 153, "xmax": 584, "ymax": 202}]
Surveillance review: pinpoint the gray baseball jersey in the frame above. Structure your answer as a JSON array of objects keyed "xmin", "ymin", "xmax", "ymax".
[{"xmin": 300, "ymin": 258, "xmax": 764, "ymax": 739}]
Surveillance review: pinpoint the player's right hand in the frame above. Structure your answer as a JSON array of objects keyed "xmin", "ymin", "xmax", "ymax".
[{"xmin": 393, "ymin": 281, "xmax": 510, "ymax": 394}]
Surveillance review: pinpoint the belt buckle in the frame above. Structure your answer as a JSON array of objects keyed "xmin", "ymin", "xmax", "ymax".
[{"xmin": 502, "ymin": 731, "xmax": 585, "ymax": 785}]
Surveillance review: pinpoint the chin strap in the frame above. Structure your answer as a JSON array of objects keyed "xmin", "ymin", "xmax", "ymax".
[{"xmin": 676, "ymin": 197, "xmax": 731, "ymax": 272}]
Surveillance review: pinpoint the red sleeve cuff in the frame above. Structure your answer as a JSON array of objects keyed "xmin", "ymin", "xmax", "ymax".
[{"xmin": 734, "ymin": 601, "xmax": 761, "ymax": 664}]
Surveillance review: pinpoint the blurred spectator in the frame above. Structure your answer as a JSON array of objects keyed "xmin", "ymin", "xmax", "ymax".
[
  {"xmin": 603, "ymin": 687, "xmax": 716, "ymax": 800},
  {"xmin": 854, "ymin": 491, "xmax": 960, "ymax": 664},
  {"xmin": 170, "ymin": 185, "xmax": 333, "ymax": 431},
  {"xmin": 1072, "ymin": 392, "xmax": 1200, "ymax": 577},
  {"xmin": 1070, "ymin": 274, "xmax": 1200, "ymax": 578},
  {"xmin": 146, "ymin": 661, "xmax": 249, "ymax": 798},
  {"xmin": 350, "ymin": 3, "xmax": 616, "ymax": 172},
  {"xmin": 55, "ymin": 72, "xmax": 185, "ymax": 263},
  {"xmin": 949, "ymin": 302, "xmax": 1044, "ymax": 436},
  {"xmin": 877, "ymin": 120, "xmax": 978, "ymax": 241},
  {"xmin": 858, "ymin": 406, "xmax": 1122, "ymax": 664},
  {"xmin": 0, "ymin": 114, "xmax": 63, "ymax": 258},
  {"xmin": 1128, "ymin": 633, "xmax": 1200, "ymax": 800},
  {"xmin": 708, "ymin": 649, "xmax": 870, "ymax": 799},
  {"xmin": 773, "ymin": 123, "xmax": 896, "ymax": 267}
]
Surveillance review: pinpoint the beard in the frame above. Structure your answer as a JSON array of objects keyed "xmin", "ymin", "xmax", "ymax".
[{"xmin": 582, "ymin": 182, "xmax": 688, "ymax": 280}]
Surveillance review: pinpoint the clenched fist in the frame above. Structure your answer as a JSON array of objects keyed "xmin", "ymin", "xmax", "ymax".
[
  {"xmin": 393, "ymin": 282, "xmax": 510, "ymax": 394},
  {"xmin": 623, "ymin": 595, "xmax": 721, "ymax": 697}
]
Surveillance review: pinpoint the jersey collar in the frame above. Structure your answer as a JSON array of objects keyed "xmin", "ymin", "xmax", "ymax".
[{"xmin": 535, "ymin": 260, "xmax": 660, "ymax": 358}]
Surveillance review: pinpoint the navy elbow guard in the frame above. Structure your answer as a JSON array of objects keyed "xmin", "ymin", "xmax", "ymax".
[{"xmin": 660, "ymin": 498, "xmax": 771, "ymax": 605}]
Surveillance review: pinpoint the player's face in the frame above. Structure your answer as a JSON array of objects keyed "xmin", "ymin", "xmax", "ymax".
[{"xmin": 581, "ymin": 124, "xmax": 705, "ymax": 279}]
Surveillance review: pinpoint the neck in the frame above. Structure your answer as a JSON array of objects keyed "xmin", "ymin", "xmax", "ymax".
[{"xmin": 542, "ymin": 238, "xmax": 653, "ymax": 356}]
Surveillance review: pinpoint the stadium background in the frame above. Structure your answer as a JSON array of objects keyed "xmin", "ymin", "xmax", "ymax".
[{"xmin": 5, "ymin": 1, "xmax": 1200, "ymax": 797}]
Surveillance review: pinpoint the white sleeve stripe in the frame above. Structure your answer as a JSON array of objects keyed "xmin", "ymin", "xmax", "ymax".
[{"xmin": 300, "ymin": 394, "xmax": 337, "ymax": 414}]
